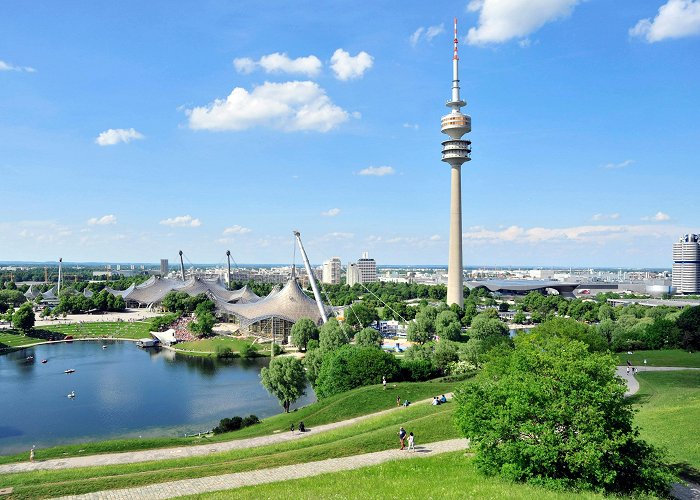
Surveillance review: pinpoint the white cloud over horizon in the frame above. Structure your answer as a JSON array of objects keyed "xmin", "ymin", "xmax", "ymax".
[
  {"xmin": 592, "ymin": 213, "xmax": 620, "ymax": 221},
  {"xmin": 187, "ymin": 81, "xmax": 349, "ymax": 132},
  {"xmin": 358, "ymin": 166, "xmax": 395, "ymax": 176},
  {"xmin": 410, "ymin": 24, "xmax": 445, "ymax": 46},
  {"xmin": 95, "ymin": 128, "xmax": 144, "ymax": 146},
  {"xmin": 223, "ymin": 225, "xmax": 252, "ymax": 234},
  {"xmin": 630, "ymin": 0, "xmax": 700, "ymax": 42},
  {"xmin": 0, "ymin": 60, "xmax": 36, "ymax": 72},
  {"xmin": 463, "ymin": 223, "xmax": 679, "ymax": 244},
  {"xmin": 330, "ymin": 49, "xmax": 373, "ymax": 80},
  {"xmin": 87, "ymin": 215, "xmax": 117, "ymax": 225},
  {"xmin": 602, "ymin": 159, "xmax": 635, "ymax": 170},
  {"xmin": 466, "ymin": 0, "xmax": 582, "ymax": 45},
  {"xmin": 233, "ymin": 52, "xmax": 322, "ymax": 77},
  {"xmin": 321, "ymin": 208, "xmax": 341, "ymax": 217},
  {"xmin": 159, "ymin": 215, "xmax": 201, "ymax": 227},
  {"xmin": 642, "ymin": 211, "xmax": 671, "ymax": 221}
]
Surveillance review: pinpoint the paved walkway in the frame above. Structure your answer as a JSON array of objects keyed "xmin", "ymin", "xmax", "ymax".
[
  {"xmin": 52, "ymin": 438, "xmax": 468, "ymax": 500},
  {"xmin": 616, "ymin": 365, "xmax": 700, "ymax": 396},
  {"xmin": 0, "ymin": 394, "xmax": 451, "ymax": 474}
]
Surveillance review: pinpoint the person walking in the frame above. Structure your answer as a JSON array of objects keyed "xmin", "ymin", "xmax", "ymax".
[
  {"xmin": 407, "ymin": 432, "xmax": 415, "ymax": 452},
  {"xmin": 29, "ymin": 446, "xmax": 35, "ymax": 462},
  {"xmin": 382, "ymin": 376, "xmax": 387, "ymax": 390},
  {"xmin": 396, "ymin": 395, "xmax": 401, "ymax": 407},
  {"xmin": 290, "ymin": 423, "xmax": 294, "ymax": 433},
  {"xmin": 398, "ymin": 427, "xmax": 407, "ymax": 450}
]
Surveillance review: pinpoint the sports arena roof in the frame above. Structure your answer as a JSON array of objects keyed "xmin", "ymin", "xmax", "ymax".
[{"xmin": 466, "ymin": 280, "xmax": 579, "ymax": 298}]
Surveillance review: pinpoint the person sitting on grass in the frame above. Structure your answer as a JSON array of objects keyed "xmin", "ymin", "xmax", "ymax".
[
  {"xmin": 298, "ymin": 421, "xmax": 305, "ymax": 433},
  {"xmin": 432, "ymin": 397, "xmax": 440, "ymax": 406},
  {"xmin": 440, "ymin": 394, "xmax": 447, "ymax": 404},
  {"xmin": 403, "ymin": 399, "xmax": 410, "ymax": 407}
]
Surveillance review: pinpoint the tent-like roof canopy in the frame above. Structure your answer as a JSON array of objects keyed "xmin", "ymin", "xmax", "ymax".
[{"xmin": 216, "ymin": 278, "xmax": 330, "ymax": 327}]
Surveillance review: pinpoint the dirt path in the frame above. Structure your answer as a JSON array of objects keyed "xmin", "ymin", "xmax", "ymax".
[
  {"xmin": 52, "ymin": 439, "xmax": 468, "ymax": 500},
  {"xmin": 0, "ymin": 393, "xmax": 452, "ymax": 474}
]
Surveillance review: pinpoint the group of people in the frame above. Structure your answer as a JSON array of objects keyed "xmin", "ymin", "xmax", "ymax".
[
  {"xmin": 398, "ymin": 426, "xmax": 415, "ymax": 451},
  {"xmin": 396, "ymin": 396, "xmax": 411, "ymax": 407},
  {"xmin": 431, "ymin": 395, "xmax": 447, "ymax": 406},
  {"xmin": 290, "ymin": 421, "xmax": 306, "ymax": 433},
  {"xmin": 173, "ymin": 317, "xmax": 196, "ymax": 342}
]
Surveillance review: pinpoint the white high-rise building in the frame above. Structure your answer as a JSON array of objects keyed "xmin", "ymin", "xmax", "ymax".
[
  {"xmin": 357, "ymin": 251, "xmax": 377, "ymax": 284},
  {"xmin": 673, "ymin": 234, "xmax": 700, "ymax": 294},
  {"xmin": 346, "ymin": 263, "xmax": 360, "ymax": 287},
  {"xmin": 322, "ymin": 257, "xmax": 342, "ymax": 284}
]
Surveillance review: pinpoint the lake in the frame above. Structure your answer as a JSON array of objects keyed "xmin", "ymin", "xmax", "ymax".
[{"xmin": 0, "ymin": 340, "xmax": 316, "ymax": 455}]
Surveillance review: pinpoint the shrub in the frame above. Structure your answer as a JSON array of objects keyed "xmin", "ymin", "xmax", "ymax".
[
  {"xmin": 400, "ymin": 359, "xmax": 435, "ymax": 381},
  {"xmin": 241, "ymin": 414, "xmax": 260, "ymax": 427},
  {"xmin": 215, "ymin": 346, "xmax": 235, "ymax": 359},
  {"xmin": 212, "ymin": 414, "xmax": 260, "ymax": 434},
  {"xmin": 272, "ymin": 343, "xmax": 284, "ymax": 356},
  {"xmin": 240, "ymin": 343, "xmax": 258, "ymax": 358}
]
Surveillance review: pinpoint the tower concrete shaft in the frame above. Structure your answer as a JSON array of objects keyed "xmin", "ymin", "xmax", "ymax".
[{"xmin": 441, "ymin": 17, "xmax": 471, "ymax": 308}]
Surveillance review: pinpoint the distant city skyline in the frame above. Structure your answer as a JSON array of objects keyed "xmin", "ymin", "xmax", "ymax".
[{"xmin": 1, "ymin": 1, "xmax": 698, "ymax": 267}]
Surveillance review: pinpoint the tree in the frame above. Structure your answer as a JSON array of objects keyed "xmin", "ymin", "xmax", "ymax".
[
  {"xmin": 302, "ymin": 347, "xmax": 325, "ymax": 386},
  {"xmin": 498, "ymin": 302, "xmax": 509, "ymax": 312},
  {"xmin": 454, "ymin": 335, "xmax": 673, "ymax": 496},
  {"xmin": 318, "ymin": 318, "xmax": 349, "ymax": 351},
  {"xmin": 314, "ymin": 345, "xmax": 400, "ymax": 399},
  {"xmin": 469, "ymin": 314, "xmax": 508, "ymax": 341},
  {"xmin": 354, "ymin": 327, "xmax": 383, "ymax": 348},
  {"xmin": 531, "ymin": 317, "xmax": 607, "ymax": 352},
  {"xmin": 435, "ymin": 310, "xmax": 462, "ymax": 341},
  {"xmin": 677, "ymin": 306, "xmax": 700, "ymax": 350},
  {"xmin": 432, "ymin": 340, "xmax": 459, "ymax": 373},
  {"xmin": 344, "ymin": 302, "xmax": 379, "ymax": 331},
  {"xmin": 290, "ymin": 318, "xmax": 319, "ymax": 351},
  {"xmin": 189, "ymin": 302, "xmax": 216, "ymax": 335},
  {"xmin": 12, "ymin": 302, "xmax": 35, "ymax": 332},
  {"xmin": 513, "ymin": 310, "xmax": 527, "ymax": 324},
  {"xmin": 260, "ymin": 356, "xmax": 307, "ymax": 413},
  {"xmin": 407, "ymin": 309, "xmax": 435, "ymax": 344}
]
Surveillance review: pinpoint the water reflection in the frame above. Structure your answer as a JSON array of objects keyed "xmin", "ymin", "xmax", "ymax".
[{"xmin": 0, "ymin": 341, "xmax": 315, "ymax": 455}]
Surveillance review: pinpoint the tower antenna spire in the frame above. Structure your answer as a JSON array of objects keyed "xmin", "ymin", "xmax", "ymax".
[{"xmin": 440, "ymin": 16, "xmax": 472, "ymax": 308}]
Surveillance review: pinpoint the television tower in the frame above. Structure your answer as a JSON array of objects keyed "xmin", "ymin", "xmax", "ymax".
[{"xmin": 441, "ymin": 17, "xmax": 471, "ymax": 308}]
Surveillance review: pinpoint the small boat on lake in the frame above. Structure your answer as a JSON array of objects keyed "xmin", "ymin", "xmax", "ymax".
[
  {"xmin": 26, "ymin": 356, "xmax": 34, "ymax": 362},
  {"xmin": 67, "ymin": 391, "xmax": 75, "ymax": 398},
  {"xmin": 102, "ymin": 345, "xmax": 107, "ymax": 349},
  {"xmin": 64, "ymin": 369, "xmax": 76, "ymax": 374},
  {"xmin": 41, "ymin": 359, "xmax": 48, "ymax": 364}
]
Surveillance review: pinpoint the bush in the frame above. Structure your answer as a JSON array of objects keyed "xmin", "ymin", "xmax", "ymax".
[
  {"xmin": 272, "ymin": 343, "xmax": 284, "ymax": 356},
  {"xmin": 315, "ymin": 345, "xmax": 400, "ymax": 399},
  {"xmin": 212, "ymin": 414, "xmax": 260, "ymax": 434},
  {"xmin": 454, "ymin": 334, "xmax": 674, "ymax": 496},
  {"xmin": 150, "ymin": 313, "xmax": 179, "ymax": 332},
  {"xmin": 240, "ymin": 343, "xmax": 258, "ymax": 358},
  {"xmin": 215, "ymin": 346, "xmax": 235, "ymax": 359},
  {"xmin": 400, "ymin": 359, "xmax": 435, "ymax": 381}
]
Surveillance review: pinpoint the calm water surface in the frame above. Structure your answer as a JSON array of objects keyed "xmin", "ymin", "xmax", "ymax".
[{"xmin": 0, "ymin": 341, "xmax": 315, "ymax": 455}]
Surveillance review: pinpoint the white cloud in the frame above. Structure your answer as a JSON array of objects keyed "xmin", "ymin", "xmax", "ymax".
[
  {"xmin": 330, "ymin": 49, "xmax": 373, "ymax": 80},
  {"xmin": 159, "ymin": 215, "xmax": 201, "ymax": 227},
  {"xmin": 223, "ymin": 225, "xmax": 251, "ymax": 234},
  {"xmin": 410, "ymin": 24, "xmax": 445, "ymax": 46},
  {"xmin": 642, "ymin": 211, "xmax": 671, "ymax": 221},
  {"xmin": 318, "ymin": 232, "xmax": 354, "ymax": 241},
  {"xmin": 321, "ymin": 208, "xmax": 341, "ymax": 217},
  {"xmin": 403, "ymin": 123, "xmax": 419, "ymax": 130},
  {"xmin": 95, "ymin": 128, "xmax": 144, "ymax": 146},
  {"xmin": 630, "ymin": 0, "xmax": 700, "ymax": 42},
  {"xmin": 591, "ymin": 213, "xmax": 620, "ymax": 221},
  {"xmin": 466, "ymin": 0, "xmax": 582, "ymax": 45},
  {"xmin": 233, "ymin": 53, "xmax": 322, "ymax": 77},
  {"xmin": 187, "ymin": 81, "xmax": 349, "ymax": 133},
  {"xmin": 463, "ymin": 223, "xmax": 677, "ymax": 243},
  {"xmin": 602, "ymin": 159, "xmax": 635, "ymax": 170},
  {"xmin": 358, "ymin": 166, "xmax": 395, "ymax": 176},
  {"xmin": 429, "ymin": 234, "xmax": 442, "ymax": 241},
  {"xmin": 87, "ymin": 215, "xmax": 117, "ymax": 225},
  {"xmin": 0, "ymin": 60, "xmax": 36, "ymax": 72}
]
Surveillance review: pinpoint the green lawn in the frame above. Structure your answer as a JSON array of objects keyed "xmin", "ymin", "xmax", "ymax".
[
  {"xmin": 0, "ymin": 380, "xmax": 454, "ymax": 464},
  {"xmin": 615, "ymin": 349, "xmax": 700, "ymax": 368},
  {"xmin": 44, "ymin": 321, "xmax": 151, "ymax": 339},
  {"xmin": 633, "ymin": 370, "xmax": 700, "ymax": 472},
  {"xmin": 190, "ymin": 452, "xmax": 604, "ymax": 500},
  {"xmin": 0, "ymin": 330, "xmax": 44, "ymax": 349},
  {"xmin": 174, "ymin": 336, "xmax": 263, "ymax": 356},
  {"xmin": 0, "ymin": 399, "xmax": 459, "ymax": 499}
]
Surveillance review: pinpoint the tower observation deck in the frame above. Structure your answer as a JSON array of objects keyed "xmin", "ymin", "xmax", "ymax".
[{"xmin": 441, "ymin": 18, "xmax": 471, "ymax": 308}]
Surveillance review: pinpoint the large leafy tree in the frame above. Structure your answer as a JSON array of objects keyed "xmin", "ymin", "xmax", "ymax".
[
  {"xmin": 469, "ymin": 314, "xmax": 508, "ymax": 341},
  {"xmin": 318, "ymin": 318, "xmax": 349, "ymax": 351},
  {"xmin": 454, "ymin": 334, "xmax": 673, "ymax": 496},
  {"xmin": 260, "ymin": 356, "xmax": 307, "ymax": 413},
  {"xmin": 290, "ymin": 317, "xmax": 319, "ymax": 351},
  {"xmin": 407, "ymin": 309, "xmax": 435, "ymax": 344},
  {"xmin": 435, "ymin": 310, "xmax": 462, "ymax": 341},
  {"xmin": 677, "ymin": 306, "xmax": 700, "ymax": 350},
  {"xmin": 344, "ymin": 302, "xmax": 379, "ymax": 331},
  {"xmin": 530, "ymin": 317, "xmax": 607, "ymax": 352},
  {"xmin": 314, "ymin": 345, "xmax": 400, "ymax": 399},
  {"xmin": 354, "ymin": 327, "xmax": 382, "ymax": 348},
  {"xmin": 12, "ymin": 302, "xmax": 35, "ymax": 332}
]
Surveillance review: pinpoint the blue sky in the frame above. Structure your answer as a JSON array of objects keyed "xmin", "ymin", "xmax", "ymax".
[{"xmin": 1, "ymin": 0, "xmax": 698, "ymax": 268}]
